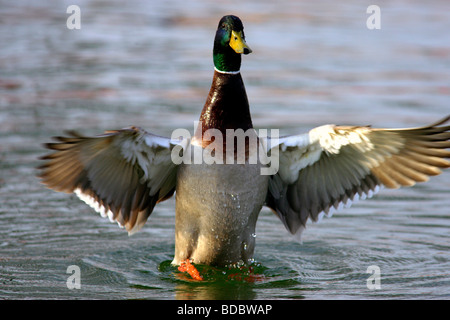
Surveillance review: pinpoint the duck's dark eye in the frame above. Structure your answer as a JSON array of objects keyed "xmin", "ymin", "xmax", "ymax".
[{"xmin": 221, "ymin": 23, "xmax": 226, "ymax": 29}]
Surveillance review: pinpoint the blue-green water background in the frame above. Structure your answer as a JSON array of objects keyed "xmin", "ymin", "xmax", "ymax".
[{"xmin": 0, "ymin": 0, "xmax": 449, "ymax": 299}]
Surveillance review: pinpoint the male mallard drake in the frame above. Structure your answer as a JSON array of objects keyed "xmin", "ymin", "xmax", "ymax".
[{"xmin": 39, "ymin": 15, "xmax": 450, "ymax": 280}]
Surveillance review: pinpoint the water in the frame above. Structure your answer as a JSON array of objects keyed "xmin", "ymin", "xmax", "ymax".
[{"xmin": 1, "ymin": 0, "xmax": 449, "ymax": 300}]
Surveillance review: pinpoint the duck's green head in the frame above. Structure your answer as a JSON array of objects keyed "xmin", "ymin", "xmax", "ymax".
[{"xmin": 213, "ymin": 15, "xmax": 252, "ymax": 73}]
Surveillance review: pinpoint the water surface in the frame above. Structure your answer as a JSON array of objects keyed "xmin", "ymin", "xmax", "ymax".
[{"xmin": 1, "ymin": 0, "xmax": 449, "ymax": 299}]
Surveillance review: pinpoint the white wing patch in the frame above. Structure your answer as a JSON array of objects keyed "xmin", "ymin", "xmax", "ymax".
[
  {"xmin": 277, "ymin": 133, "xmax": 322, "ymax": 184},
  {"xmin": 313, "ymin": 125, "xmax": 375, "ymax": 154}
]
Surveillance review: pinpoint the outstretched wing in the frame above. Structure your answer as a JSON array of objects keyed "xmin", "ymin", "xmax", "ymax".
[
  {"xmin": 265, "ymin": 116, "xmax": 450, "ymax": 236},
  {"xmin": 38, "ymin": 126, "xmax": 185, "ymax": 235}
]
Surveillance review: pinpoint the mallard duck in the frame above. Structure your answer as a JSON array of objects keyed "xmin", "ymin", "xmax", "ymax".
[{"xmin": 39, "ymin": 15, "xmax": 450, "ymax": 280}]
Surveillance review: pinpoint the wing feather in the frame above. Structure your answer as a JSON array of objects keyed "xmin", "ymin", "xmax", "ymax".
[
  {"xmin": 266, "ymin": 116, "xmax": 450, "ymax": 236},
  {"xmin": 38, "ymin": 127, "xmax": 184, "ymax": 234}
]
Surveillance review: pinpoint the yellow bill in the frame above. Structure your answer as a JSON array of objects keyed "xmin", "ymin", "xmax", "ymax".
[{"xmin": 229, "ymin": 30, "xmax": 252, "ymax": 54}]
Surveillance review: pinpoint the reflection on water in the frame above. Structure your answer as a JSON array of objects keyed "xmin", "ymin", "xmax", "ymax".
[{"xmin": 1, "ymin": 0, "xmax": 449, "ymax": 299}]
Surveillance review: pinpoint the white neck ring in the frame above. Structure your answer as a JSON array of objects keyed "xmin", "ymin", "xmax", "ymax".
[{"xmin": 214, "ymin": 67, "xmax": 240, "ymax": 75}]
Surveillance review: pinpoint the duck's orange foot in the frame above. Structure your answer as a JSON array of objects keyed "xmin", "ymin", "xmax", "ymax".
[{"xmin": 178, "ymin": 259, "xmax": 203, "ymax": 281}]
